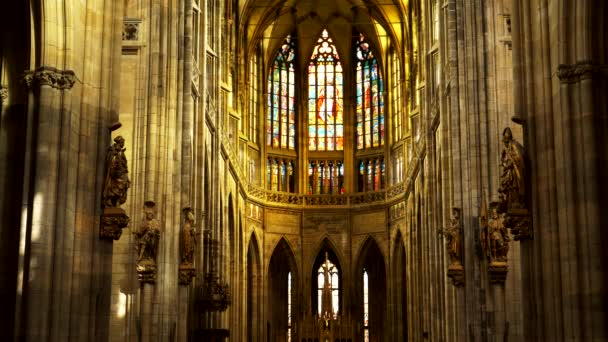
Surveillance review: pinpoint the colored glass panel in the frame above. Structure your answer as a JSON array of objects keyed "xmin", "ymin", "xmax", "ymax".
[
  {"xmin": 355, "ymin": 33, "xmax": 384, "ymax": 149},
  {"xmin": 308, "ymin": 29, "xmax": 343, "ymax": 151},
  {"xmin": 267, "ymin": 35, "xmax": 296, "ymax": 149}
]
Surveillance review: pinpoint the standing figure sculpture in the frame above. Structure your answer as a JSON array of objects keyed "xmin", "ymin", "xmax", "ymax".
[
  {"xmin": 135, "ymin": 201, "xmax": 161, "ymax": 263},
  {"xmin": 180, "ymin": 207, "xmax": 197, "ymax": 265},
  {"xmin": 499, "ymin": 127, "xmax": 525, "ymax": 209},
  {"xmin": 439, "ymin": 208, "xmax": 462, "ymax": 266},
  {"xmin": 103, "ymin": 136, "xmax": 130, "ymax": 207},
  {"xmin": 486, "ymin": 202, "xmax": 509, "ymax": 262}
]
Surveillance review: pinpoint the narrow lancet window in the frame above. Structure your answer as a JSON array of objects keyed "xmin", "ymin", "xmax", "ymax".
[{"xmin": 308, "ymin": 29, "xmax": 344, "ymax": 151}]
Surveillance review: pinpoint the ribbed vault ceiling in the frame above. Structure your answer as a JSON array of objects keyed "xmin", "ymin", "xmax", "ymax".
[{"xmin": 240, "ymin": 0, "xmax": 408, "ymax": 64}]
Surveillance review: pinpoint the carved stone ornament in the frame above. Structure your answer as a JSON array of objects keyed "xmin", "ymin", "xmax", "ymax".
[
  {"xmin": 23, "ymin": 67, "xmax": 76, "ymax": 90},
  {"xmin": 137, "ymin": 261, "xmax": 157, "ymax": 284},
  {"xmin": 197, "ymin": 272, "xmax": 231, "ymax": 312},
  {"xmin": 196, "ymin": 231, "xmax": 230, "ymax": 311},
  {"xmin": 498, "ymin": 127, "xmax": 532, "ymax": 240},
  {"xmin": 488, "ymin": 262, "xmax": 508, "ymax": 284},
  {"xmin": 103, "ymin": 136, "xmax": 131, "ymax": 208},
  {"xmin": 100, "ymin": 207, "xmax": 130, "ymax": 240},
  {"xmin": 134, "ymin": 201, "xmax": 161, "ymax": 284},
  {"xmin": 0, "ymin": 85, "xmax": 7, "ymax": 101},
  {"xmin": 447, "ymin": 264, "xmax": 465, "ymax": 287},
  {"xmin": 179, "ymin": 264, "xmax": 196, "ymax": 286},
  {"xmin": 123, "ymin": 21, "xmax": 140, "ymax": 41},
  {"xmin": 557, "ymin": 61, "xmax": 608, "ymax": 83},
  {"xmin": 439, "ymin": 208, "xmax": 464, "ymax": 287}
]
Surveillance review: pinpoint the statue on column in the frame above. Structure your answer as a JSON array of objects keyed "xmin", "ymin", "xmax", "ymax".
[
  {"xmin": 481, "ymin": 200, "xmax": 510, "ymax": 284},
  {"xmin": 498, "ymin": 127, "xmax": 532, "ymax": 240},
  {"xmin": 100, "ymin": 136, "xmax": 130, "ymax": 240},
  {"xmin": 103, "ymin": 136, "xmax": 130, "ymax": 208},
  {"xmin": 135, "ymin": 201, "xmax": 161, "ymax": 283},
  {"xmin": 439, "ymin": 208, "xmax": 464, "ymax": 286},
  {"xmin": 179, "ymin": 207, "xmax": 197, "ymax": 285}
]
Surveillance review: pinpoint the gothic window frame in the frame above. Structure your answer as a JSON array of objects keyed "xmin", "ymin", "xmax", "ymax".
[
  {"xmin": 355, "ymin": 32, "xmax": 384, "ymax": 150},
  {"xmin": 267, "ymin": 34, "xmax": 297, "ymax": 150},
  {"xmin": 307, "ymin": 29, "xmax": 344, "ymax": 152}
]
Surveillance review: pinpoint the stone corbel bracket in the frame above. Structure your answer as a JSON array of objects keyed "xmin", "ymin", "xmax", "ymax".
[
  {"xmin": 179, "ymin": 263, "xmax": 196, "ymax": 286},
  {"xmin": 23, "ymin": 66, "xmax": 77, "ymax": 90},
  {"xmin": 100, "ymin": 207, "xmax": 130, "ymax": 240},
  {"xmin": 557, "ymin": 61, "xmax": 608, "ymax": 83},
  {"xmin": 488, "ymin": 262, "xmax": 508, "ymax": 285},
  {"xmin": 447, "ymin": 264, "xmax": 465, "ymax": 287},
  {"xmin": 137, "ymin": 261, "xmax": 157, "ymax": 284},
  {"xmin": 505, "ymin": 208, "xmax": 532, "ymax": 241}
]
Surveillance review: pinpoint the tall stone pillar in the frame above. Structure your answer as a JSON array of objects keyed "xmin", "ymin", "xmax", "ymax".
[
  {"xmin": 178, "ymin": 207, "xmax": 197, "ymax": 341},
  {"xmin": 134, "ymin": 201, "xmax": 161, "ymax": 342}
]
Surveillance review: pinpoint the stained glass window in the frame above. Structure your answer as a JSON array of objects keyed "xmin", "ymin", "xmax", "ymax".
[
  {"xmin": 357, "ymin": 157, "xmax": 385, "ymax": 192},
  {"xmin": 355, "ymin": 33, "xmax": 384, "ymax": 149},
  {"xmin": 249, "ymin": 53, "xmax": 258, "ymax": 143},
  {"xmin": 317, "ymin": 258, "xmax": 339, "ymax": 318},
  {"xmin": 391, "ymin": 51, "xmax": 402, "ymax": 142},
  {"xmin": 267, "ymin": 157, "xmax": 295, "ymax": 192},
  {"xmin": 308, "ymin": 160, "xmax": 344, "ymax": 195},
  {"xmin": 308, "ymin": 29, "xmax": 344, "ymax": 151},
  {"xmin": 267, "ymin": 35, "xmax": 296, "ymax": 149}
]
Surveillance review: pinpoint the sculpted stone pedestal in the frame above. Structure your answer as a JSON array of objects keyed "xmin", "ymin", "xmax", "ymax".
[
  {"xmin": 488, "ymin": 261, "xmax": 508, "ymax": 284},
  {"xmin": 137, "ymin": 259, "xmax": 157, "ymax": 284},
  {"xmin": 100, "ymin": 207, "xmax": 130, "ymax": 240},
  {"xmin": 505, "ymin": 208, "xmax": 532, "ymax": 241},
  {"xmin": 179, "ymin": 263, "xmax": 196, "ymax": 286},
  {"xmin": 447, "ymin": 263, "xmax": 465, "ymax": 287}
]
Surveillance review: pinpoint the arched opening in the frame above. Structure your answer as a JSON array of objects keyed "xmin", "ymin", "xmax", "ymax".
[
  {"xmin": 355, "ymin": 237, "xmax": 386, "ymax": 342},
  {"xmin": 247, "ymin": 233, "xmax": 261, "ymax": 342},
  {"xmin": 268, "ymin": 238, "xmax": 298, "ymax": 342},
  {"xmin": 392, "ymin": 232, "xmax": 407, "ymax": 340},
  {"xmin": 311, "ymin": 238, "xmax": 342, "ymax": 318}
]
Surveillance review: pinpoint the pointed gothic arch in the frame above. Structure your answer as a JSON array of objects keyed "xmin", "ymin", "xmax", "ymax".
[
  {"xmin": 268, "ymin": 238, "xmax": 299, "ymax": 342},
  {"xmin": 355, "ymin": 236, "xmax": 387, "ymax": 342},
  {"xmin": 391, "ymin": 230, "xmax": 408, "ymax": 341},
  {"xmin": 310, "ymin": 237, "xmax": 343, "ymax": 317},
  {"xmin": 247, "ymin": 232, "xmax": 262, "ymax": 342}
]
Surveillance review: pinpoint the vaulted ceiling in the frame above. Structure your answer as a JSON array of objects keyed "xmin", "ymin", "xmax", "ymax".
[{"xmin": 240, "ymin": 0, "xmax": 409, "ymax": 66}]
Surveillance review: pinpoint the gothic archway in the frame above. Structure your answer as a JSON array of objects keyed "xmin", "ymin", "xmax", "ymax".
[
  {"xmin": 355, "ymin": 237, "xmax": 387, "ymax": 342},
  {"xmin": 311, "ymin": 237, "xmax": 343, "ymax": 318},
  {"xmin": 247, "ymin": 232, "xmax": 262, "ymax": 342},
  {"xmin": 392, "ymin": 231, "xmax": 407, "ymax": 341},
  {"xmin": 268, "ymin": 238, "xmax": 299, "ymax": 342}
]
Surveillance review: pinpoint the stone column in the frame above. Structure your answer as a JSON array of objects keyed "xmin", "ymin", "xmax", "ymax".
[{"xmin": 134, "ymin": 201, "xmax": 161, "ymax": 342}]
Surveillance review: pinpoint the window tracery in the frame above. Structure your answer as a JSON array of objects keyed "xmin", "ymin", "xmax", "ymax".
[
  {"xmin": 308, "ymin": 29, "xmax": 344, "ymax": 151},
  {"xmin": 267, "ymin": 35, "xmax": 296, "ymax": 149},
  {"xmin": 355, "ymin": 33, "xmax": 384, "ymax": 149}
]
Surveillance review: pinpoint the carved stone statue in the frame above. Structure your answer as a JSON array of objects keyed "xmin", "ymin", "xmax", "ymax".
[
  {"xmin": 103, "ymin": 136, "xmax": 130, "ymax": 208},
  {"xmin": 180, "ymin": 207, "xmax": 197, "ymax": 265},
  {"xmin": 498, "ymin": 127, "xmax": 525, "ymax": 209},
  {"xmin": 439, "ymin": 208, "xmax": 464, "ymax": 286},
  {"xmin": 439, "ymin": 208, "xmax": 462, "ymax": 266},
  {"xmin": 486, "ymin": 202, "xmax": 510, "ymax": 262},
  {"xmin": 135, "ymin": 201, "xmax": 161, "ymax": 263}
]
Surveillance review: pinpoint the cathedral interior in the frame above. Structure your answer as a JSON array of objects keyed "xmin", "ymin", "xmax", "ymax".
[{"xmin": 0, "ymin": 0, "xmax": 607, "ymax": 341}]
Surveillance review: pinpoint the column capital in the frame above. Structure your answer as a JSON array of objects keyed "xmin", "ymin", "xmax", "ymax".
[{"xmin": 23, "ymin": 66, "xmax": 77, "ymax": 90}]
